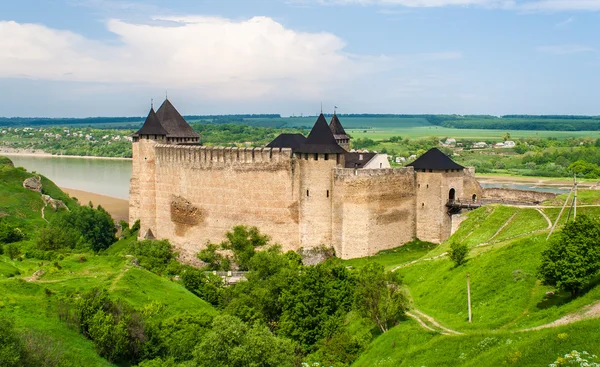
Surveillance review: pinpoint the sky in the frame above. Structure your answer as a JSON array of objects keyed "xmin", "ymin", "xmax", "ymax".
[{"xmin": 1, "ymin": 0, "xmax": 599, "ymax": 117}]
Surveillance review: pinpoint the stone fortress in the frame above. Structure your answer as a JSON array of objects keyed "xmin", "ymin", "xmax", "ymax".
[{"xmin": 129, "ymin": 99, "xmax": 484, "ymax": 259}]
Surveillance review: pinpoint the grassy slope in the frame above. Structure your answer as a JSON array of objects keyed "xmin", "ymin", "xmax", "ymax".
[
  {"xmin": 0, "ymin": 156, "xmax": 215, "ymax": 365},
  {"xmin": 351, "ymin": 196, "xmax": 600, "ymax": 366}
]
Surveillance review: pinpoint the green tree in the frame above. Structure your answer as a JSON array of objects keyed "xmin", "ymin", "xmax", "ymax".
[
  {"xmin": 4, "ymin": 243, "xmax": 20, "ymax": 260},
  {"xmin": 197, "ymin": 243, "xmax": 231, "ymax": 271},
  {"xmin": 129, "ymin": 240, "xmax": 177, "ymax": 274},
  {"xmin": 354, "ymin": 263, "xmax": 409, "ymax": 333},
  {"xmin": 0, "ymin": 221, "xmax": 23, "ymax": 244},
  {"xmin": 220, "ymin": 225, "xmax": 269, "ymax": 270},
  {"xmin": 449, "ymin": 241, "xmax": 469, "ymax": 267},
  {"xmin": 53, "ymin": 205, "xmax": 117, "ymax": 251},
  {"xmin": 193, "ymin": 315, "xmax": 296, "ymax": 367},
  {"xmin": 503, "ymin": 132, "xmax": 511, "ymax": 142},
  {"xmin": 0, "ymin": 317, "xmax": 24, "ymax": 367},
  {"xmin": 279, "ymin": 259, "xmax": 355, "ymax": 351},
  {"xmin": 180, "ymin": 266, "xmax": 224, "ymax": 305},
  {"xmin": 539, "ymin": 215, "xmax": 600, "ymax": 297}
]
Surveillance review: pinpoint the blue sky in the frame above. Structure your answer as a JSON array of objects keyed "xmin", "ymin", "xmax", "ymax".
[{"xmin": 1, "ymin": 0, "xmax": 599, "ymax": 117}]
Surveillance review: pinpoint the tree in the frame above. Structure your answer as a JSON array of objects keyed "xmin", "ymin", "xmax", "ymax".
[
  {"xmin": 4, "ymin": 243, "xmax": 20, "ymax": 260},
  {"xmin": 0, "ymin": 317, "xmax": 24, "ymax": 367},
  {"xmin": 354, "ymin": 263, "xmax": 408, "ymax": 333},
  {"xmin": 52, "ymin": 205, "xmax": 117, "ymax": 251},
  {"xmin": 449, "ymin": 241, "xmax": 469, "ymax": 267},
  {"xmin": 193, "ymin": 315, "xmax": 296, "ymax": 367},
  {"xmin": 539, "ymin": 215, "xmax": 600, "ymax": 297},
  {"xmin": 220, "ymin": 226, "xmax": 268, "ymax": 270},
  {"xmin": 503, "ymin": 132, "xmax": 511, "ymax": 142}
]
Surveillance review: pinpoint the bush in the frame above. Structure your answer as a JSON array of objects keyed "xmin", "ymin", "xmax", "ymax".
[
  {"xmin": 180, "ymin": 266, "xmax": 224, "ymax": 306},
  {"xmin": 449, "ymin": 241, "xmax": 469, "ymax": 267},
  {"xmin": 0, "ymin": 317, "xmax": 24, "ymax": 367},
  {"xmin": 128, "ymin": 240, "xmax": 177, "ymax": 275},
  {"xmin": 52, "ymin": 205, "xmax": 117, "ymax": 252},
  {"xmin": 539, "ymin": 215, "xmax": 600, "ymax": 297},
  {"xmin": 36, "ymin": 225, "xmax": 81, "ymax": 250},
  {"xmin": 0, "ymin": 221, "xmax": 23, "ymax": 244},
  {"xmin": 4, "ymin": 243, "xmax": 20, "ymax": 260}
]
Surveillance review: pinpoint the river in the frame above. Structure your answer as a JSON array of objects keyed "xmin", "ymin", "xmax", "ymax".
[
  {"xmin": 7, "ymin": 155, "xmax": 132, "ymax": 200},
  {"xmin": 5, "ymin": 155, "xmax": 572, "ymax": 200}
]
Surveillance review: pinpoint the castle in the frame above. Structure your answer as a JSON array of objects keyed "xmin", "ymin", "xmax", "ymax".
[{"xmin": 129, "ymin": 99, "xmax": 483, "ymax": 259}]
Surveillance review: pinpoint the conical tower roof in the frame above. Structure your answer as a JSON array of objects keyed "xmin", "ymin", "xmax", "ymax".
[
  {"xmin": 408, "ymin": 148, "xmax": 464, "ymax": 170},
  {"xmin": 156, "ymin": 99, "xmax": 200, "ymax": 138},
  {"xmin": 329, "ymin": 114, "xmax": 350, "ymax": 140},
  {"xmin": 133, "ymin": 107, "xmax": 168, "ymax": 137},
  {"xmin": 295, "ymin": 114, "xmax": 346, "ymax": 154}
]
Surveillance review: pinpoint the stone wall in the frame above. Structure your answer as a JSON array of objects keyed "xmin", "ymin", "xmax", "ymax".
[
  {"xmin": 483, "ymin": 188, "xmax": 556, "ymax": 203},
  {"xmin": 332, "ymin": 168, "xmax": 416, "ymax": 259},
  {"xmin": 149, "ymin": 145, "xmax": 300, "ymax": 257}
]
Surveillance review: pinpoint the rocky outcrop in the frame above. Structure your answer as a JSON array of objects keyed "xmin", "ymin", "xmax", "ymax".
[
  {"xmin": 41, "ymin": 194, "xmax": 68, "ymax": 211},
  {"xmin": 23, "ymin": 176, "xmax": 42, "ymax": 192}
]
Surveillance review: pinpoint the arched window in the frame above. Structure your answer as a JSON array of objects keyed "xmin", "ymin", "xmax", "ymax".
[
  {"xmin": 449, "ymin": 188, "xmax": 456, "ymax": 201},
  {"xmin": 472, "ymin": 194, "xmax": 477, "ymax": 202}
]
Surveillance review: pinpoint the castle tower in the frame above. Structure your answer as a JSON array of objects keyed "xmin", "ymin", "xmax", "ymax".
[
  {"xmin": 130, "ymin": 99, "xmax": 200, "ymax": 238},
  {"xmin": 408, "ymin": 148, "xmax": 466, "ymax": 243},
  {"xmin": 155, "ymin": 99, "xmax": 200, "ymax": 144},
  {"xmin": 130, "ymin": 107, "xmax": 168, "ymax": 239},
  {"xmin": 329, "ymin": 113, "xmax": 351, "ymax": 150},
  {"xmin": 295, "ymin": 114, "xmax": 346, "ymax": 249}
]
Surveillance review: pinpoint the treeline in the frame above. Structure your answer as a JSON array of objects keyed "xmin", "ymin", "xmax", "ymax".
[
  {"xmin": 0, "ymin": 117, "xmax": 144, "ymax": 127},
  {"xmin": 426, "ymin": 115, "xmax": 600, "ymax": 131}
]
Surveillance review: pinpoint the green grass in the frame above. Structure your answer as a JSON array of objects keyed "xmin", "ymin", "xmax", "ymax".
[
  {"xmin": 461, "ymin": 206, "xmax": 518, "ymax": 247},
  {"xmin": 493, "ymin": 208, "xmax": 548, "ymax": 242},
  {"xmin": 341, "ymin": 240, "xmax": 438, "ymax": 271},
  {"xmin": 348, "ymin": 126, "xmax": 600, "ymax": 140},
  {"xmin": 353, "ymin": 318, "xmax": 600, "ymax": 367},
  {"xmin": 544, "ymin": 189, "xmax": 600, "ymax": 206}
]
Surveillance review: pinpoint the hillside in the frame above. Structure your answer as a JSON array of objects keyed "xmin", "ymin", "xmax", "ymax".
[
  {"xmin": 0, "ymin": 156, "xmax": 216, "ymax": 366},
  {"xmin": 349, "ymin": 201, "xmax": 600, "ymax": 366}
]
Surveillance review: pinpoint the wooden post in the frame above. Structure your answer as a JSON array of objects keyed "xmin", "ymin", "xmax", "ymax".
[
  {"xmin": 574, "ymin": 173, "xmax": 577, "ymax": 221},
  {"xmin": 467, "ymin": 274, "xmax": 472, "ymax": 323}
]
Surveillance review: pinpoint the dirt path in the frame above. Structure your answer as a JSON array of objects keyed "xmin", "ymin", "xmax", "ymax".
[
  {"xmin": 406, "ymin": 309, "xmax": 463, "ymax": 336},
  {"xmin": 521, "ymin": 301, "xmax": 600, "ymax": 332},
  {"xmin": 536, "ymin": 208, "xmax": 552, "ymax": 230},
  {"xmin": 109, "ymin": 267, "xmax": 129, "ymax": 291}
]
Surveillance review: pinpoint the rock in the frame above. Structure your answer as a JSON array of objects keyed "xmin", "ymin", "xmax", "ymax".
[
  {"xmin": 298, "ymin": 246, "xmax": 335, "ymax": 266},
  {"xmin": 41, "ymin": 194, "xmax": 68, "ymax": 211},
  {"xmin": 23, "ymin": 176, "xmax": 42, "ymax": 192}
]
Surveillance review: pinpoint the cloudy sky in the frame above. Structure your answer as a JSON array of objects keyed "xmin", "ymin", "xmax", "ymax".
[{"xmin": 1, "ymin": 0, "xmax": 599, "ymax": 117}]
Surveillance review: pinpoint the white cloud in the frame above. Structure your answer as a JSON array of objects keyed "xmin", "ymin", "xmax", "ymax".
[
  {"xmin": 555, "ymin": 16, "xmax": 575, "ymax": 27},
  {"xmin": 0, "ymin": 17, "xmax": 459, "ymax": 103},
  {"xmin": 536, "ymin": 44, "xmax": 595, "ymax": 54},
  {"xmin": 293, "ymin": 0, "xmax": 600, "ymax": 11}
]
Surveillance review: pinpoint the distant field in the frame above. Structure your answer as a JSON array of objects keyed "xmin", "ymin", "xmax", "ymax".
[{"xmin": 347, "ymin": 126, "xmax": 600, "ymax": 140}]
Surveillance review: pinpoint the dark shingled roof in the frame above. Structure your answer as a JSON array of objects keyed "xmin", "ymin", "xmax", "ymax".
[
  {"xmin": 266, "ymin": 133, "xmax": 307, "ymax": 150},
  {"xmin": 133, "ymin": 108, "xmax": 168, "ymax": 137},
  {"xmin": 156, "ymin": 99, "xmax": 200, "ymax": 138},
  {"xmin": 407, "ymin": 148, "xmax": 464, "ymax": 170},
  {"xmin": 344, "ymin": 152, "xmax": 377, "ymax": 168},
  {"xmin": 295, "ymin": 114, "xmax": 346, "ymax": 154},
  {"xmin": 329, "ymin": 114, "xmax": 350, "ymax": 140}
]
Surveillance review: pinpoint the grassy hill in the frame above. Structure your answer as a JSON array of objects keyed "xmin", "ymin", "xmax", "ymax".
[
  {"xmin": 0, "ymin": 156, "xmax": 215, "ymax": 366},
  {"xmin": 347, "ymin": 198, "xmax": 600, "ymax": 366}
]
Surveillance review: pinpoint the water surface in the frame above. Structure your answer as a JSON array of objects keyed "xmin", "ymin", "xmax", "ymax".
[{"xmin": 8, "ymin": 155, "xmax": 132, "ymax": 200}]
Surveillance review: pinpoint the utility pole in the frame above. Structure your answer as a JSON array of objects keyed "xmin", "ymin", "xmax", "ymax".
[
  {"xmin": 467, "ymin": 274, "xmax": 472, "ymax": 323},
  {"xmin": 574, "ymin": 173, "xmax": 578, "ymax": 221}
]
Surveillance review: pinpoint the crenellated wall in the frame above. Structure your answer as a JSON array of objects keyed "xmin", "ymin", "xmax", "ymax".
[
  {"xmin": 130, "ymin": 141, "xmax": 480, "ymax": 260},
  {"xmin": 148, "ymin": 145, "xmax": 301, "ymax": 257},
  {"xmin": 332, "ymin": 168, "xmax": 417, "ymax": 259}
]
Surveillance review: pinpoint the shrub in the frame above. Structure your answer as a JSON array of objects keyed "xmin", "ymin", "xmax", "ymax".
[
  {"xmin": 0, "ymin": 221, "xmax": 23, "ymax": 244},
  {"xmin": 4, "ymin": 243, "xmax": 20, "ymax": 260},
  {"xmin": 449, "ymin": 241, "xmax": 469, "ymax": 267},
  {"xmin": 539, "ymin": 215, "xmax": 600, "ymax": 297},
  {"xmin": 180, "ymin": 266, "xmax": 224, "ymax": 306},
  {"xmin": 128, "ymin": 240, "xmax": 177, "ymax": 275}
]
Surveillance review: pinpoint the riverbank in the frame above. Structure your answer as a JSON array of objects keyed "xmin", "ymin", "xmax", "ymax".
[
  {"xmin": 61, "ymin": 187, "xmax": 129, "ymax": 222},
  {"xmin": 476, "ymin": 174, "xmax": 599, "ymax": 189},
  {"xmin": 0, "ymin": 148, "xmax": 131, "ymax": 160}
]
